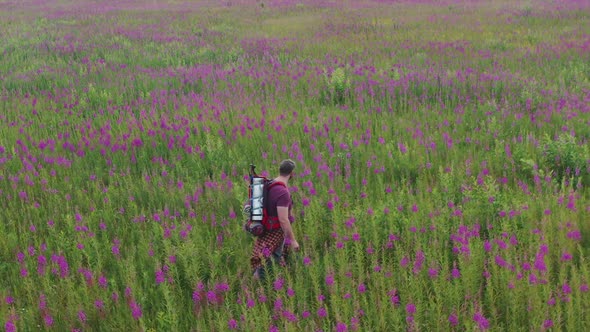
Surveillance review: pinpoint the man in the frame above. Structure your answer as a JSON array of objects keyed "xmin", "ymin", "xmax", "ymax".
[{"xmin": 251, "ymin": 159, "xmax": 299, "ymax": 280}]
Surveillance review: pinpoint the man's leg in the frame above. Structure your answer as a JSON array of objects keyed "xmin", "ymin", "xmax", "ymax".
[
  {"xmin": 251, "ymin": 230, "xmax": 285, "ymax": 281},
  {"xmin": 251, "ymin": 237, "xmax": 267, "ymax": 280}
]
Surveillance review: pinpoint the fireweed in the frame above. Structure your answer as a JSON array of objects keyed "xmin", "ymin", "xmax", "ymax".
[{"xmin": 1, "ymin": 0, "xmax": 589, "ymax": 331}]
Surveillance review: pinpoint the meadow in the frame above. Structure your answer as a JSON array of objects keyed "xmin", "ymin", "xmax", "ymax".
[{"xmin": 1, "ymin": 0, "xmax": 590, "ymax": 331}]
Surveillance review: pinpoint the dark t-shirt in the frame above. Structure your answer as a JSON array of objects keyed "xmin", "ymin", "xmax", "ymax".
[{"xmin": 266, "ymin": 182, "xmax": 292, "ymax": 220}]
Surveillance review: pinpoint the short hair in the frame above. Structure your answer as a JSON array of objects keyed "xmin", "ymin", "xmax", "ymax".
[{"xmin": 279, "ymin": 159, "xmax": 296, "ymax": 176}]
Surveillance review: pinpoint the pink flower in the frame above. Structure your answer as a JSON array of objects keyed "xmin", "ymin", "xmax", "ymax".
[
  {"xmin": 400, "ymin": 256, "xmax": 409, "ymax": 268},
  {"xmin": 428, "ymin": 268, "xmax": 439, "ymax": 278},
  {"xmin": 303, "ymin": 257, "xmax": 312, "ymax": 266},
  {"xmin": 206, "ymin": 291, "xmax": 217, "ymax": 304},
  {"xmin": 287, "ymin": 288, "xmax": 295, "ymax": 297},
  {"xmin": 44, "ymin": 314, "xmax": 53, "ymax": 327},
  {"xmin": 130, "ymin": 301, "xmax": 142, "ymax": 320},
  {"xmin": 78, "ymin": 310, "xmax": 87, "ymax": 324},
  {"xmin": 357, "ymin": 283, "xmax": 366, "ymax": 293},
  {"xmin": 273, "ymin": 278, "xmax": 284, "ymax": 291},
  {"xmin": 567, "ymin": 230, "xmax": 582, "ymax": 241},
  {"xmin": 336, "ymin": 322, "xmax": 348, "ymax": 332},
  {"xmin": 473, "ymin": 312, "xmax": 489, "ymax": 330},
  {"xmin": 326, "ymin": 201, "xmax": 334, "ymax": 210},
  {"xmin": 406, "ymin": 303, "xmax": 416, "ymax": 315},
  {"xmin": 228, "ymin": 319, "xmax": 238, "ymax": 330},
  {"xmin": 5, "ymin": 320, "xmax": 16, "ymax": 332},
  {"xmin": 449, "ymin": 313, "xmax": 458, "ymax": 326},
  {"xmin": 325, "ymin": 274, "xmax": 334, "ymax": 286},
  {"xmin": 98, "ymin": 275, "xmax": 108, "ymax": 288},
  {"xmin": 543, "ymin": 319, "xmax": 553, "ymax": 329},
  {"xmin": 388, "ymin": 290, "xmax": 400, "ymax": 306},
  {"xmin": 246, "ymin": 298, "xmax": 255, "ymax": 308},
  {"xmin": 274, "ymin": 298, "xmax": 283, "ymax": 311},
  {"xmin": 155, "ymin": 269, "xmax": 166, "ymax": 284},
  {"xmin": 398, "ymin": 143, "xmax": 407, "ymax": 154},
  {"xmin": 94, "ymin": 299, "xmax": 104, "ymax": 310}
]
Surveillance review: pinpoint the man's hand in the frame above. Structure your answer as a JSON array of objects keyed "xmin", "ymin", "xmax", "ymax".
[{"xmin": 290, "ymin": 239, "xmax": 300, "ymax": 251}]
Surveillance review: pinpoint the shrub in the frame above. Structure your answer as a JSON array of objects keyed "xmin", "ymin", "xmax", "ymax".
[
  {"xmin": 320, "ymin": 67, "xmax": 352, "ymax": 106},
  {"xmin": 541, "ymin": 133, "xmax": 589, "ymax": 187}
]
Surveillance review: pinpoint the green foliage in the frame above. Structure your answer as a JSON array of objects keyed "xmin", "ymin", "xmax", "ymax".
[
  {"xmin": 320, "ymin": 67, "xmax": 352, "ymax": 106},
  {"xmin": 559, "ymin": 60, "xmax": 590, "ymax": 94},
  {"xmin": 0, "ymin": 1, "xmax": 589, "ymax": 331},
  {"xmin": 541, "ymin": 133, "xmax": 589, "ymax": 187}
]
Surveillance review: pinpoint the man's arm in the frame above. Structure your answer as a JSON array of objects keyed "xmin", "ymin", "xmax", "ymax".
[{"xmin": 278, "ymin": 206, "xmax": 299, "ymax": 250}]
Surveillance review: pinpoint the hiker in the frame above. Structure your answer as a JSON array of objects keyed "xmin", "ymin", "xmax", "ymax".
[{"xmin": 250, "ymin": 159, "xmax": 299, "ymax": 280}]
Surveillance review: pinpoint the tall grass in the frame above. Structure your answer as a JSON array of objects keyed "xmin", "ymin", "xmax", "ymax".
[{"xmin": 1, "ymin": 0, "xmax": 589, "ymax": 331}]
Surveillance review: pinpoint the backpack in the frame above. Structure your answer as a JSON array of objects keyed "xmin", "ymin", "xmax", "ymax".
[{"xmin": 243, "ymin": 164, "xmax": 286, "ymax": 237}]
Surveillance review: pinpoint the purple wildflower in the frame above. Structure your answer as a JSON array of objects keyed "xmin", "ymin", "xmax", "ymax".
[
  {"xmin": 287, "ymin": 288, "xmax": 295, "ymax": 297},
  {"xmin": 94, "ymin": 299, "xmax": 104, "ymax": 310},
  {"xmin": 406, "ymin": 303, "xmax": 416, "ymax": 315},
  {"xmin": 473, "ymin": 312, "xmax": 489, "ymax": 330},
  {"xmin": 5, "ymin": 320, "xmax": 16, "ymax": 332},
  {"xmin": 273, "ymin": 298, "xmax": 283, "ymax": 313},
  {"xmin": 543, "ymin": 319, "xmax": 553, "ymax": 329},
  {"xmin": 155, "ymin": 269, "xmax": 166, "ymax": 284},
  {"xmin": 388, "ymin": 290, "xmax": 400, "ymax": 306},
  {"xmin": 336, "ymin": 322, "xmax": 348, "ymax": 332},
  {"xmin": 273, "ymin": 278, "xmax": 284, "ymax": 291},
  {"xmin": 428, "ymin": 267, "xmax": 439, "ymax": 278},
  {"xmin": 206, "ymin": 291, "xmax": 217, "ymax": 304},
  {"xmin": 449, "ymin": 313, "xmax": 458, "ymax": 326},
  {"xmin": 78, "ymin": 310, "xmax": 87, "ymax": 324},
  {"xmin": 325, "ymin": 274, "xmax": 334, "ymax": 286},
  {"xmin": 228, "ymin": 318, "xmax": 238, "ymax": 330},
  {"xmin": 44, "ymin": 314, "xmax": 53, "ymax": 327},
  {"xmin": 99, "ymin": 275, "xmax": 108, "ymax": 288},
  {"xmin": 130, "ymin": 301, "xmax": 142, "ymax": 320},
  {"xmin": 358, "ymin": 283, "xmax": 366, "ymax": 293}
]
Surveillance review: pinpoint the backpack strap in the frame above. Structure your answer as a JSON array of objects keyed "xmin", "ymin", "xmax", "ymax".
[{"xmin": 267, "ymin": 181, "xmax": 286, "ymax": 190}]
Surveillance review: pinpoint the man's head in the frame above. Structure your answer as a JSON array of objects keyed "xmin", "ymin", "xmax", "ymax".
[{"xmin": 279, "ymin": 159, "xmax": 296, "ymax": 177}]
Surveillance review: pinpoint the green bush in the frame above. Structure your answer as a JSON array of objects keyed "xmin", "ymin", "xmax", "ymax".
[
  {"xmin": 541, "ymin": 133, "xmax": 589, "ymax": 187},
  {"xmin": 320, "ymin": 67, "xmax": 352, "ymax": 106}
]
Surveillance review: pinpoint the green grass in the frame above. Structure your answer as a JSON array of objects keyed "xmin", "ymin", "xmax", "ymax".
[{"xmin": 0, "ymin": 0, "xmax": 589, "ymax": 331}]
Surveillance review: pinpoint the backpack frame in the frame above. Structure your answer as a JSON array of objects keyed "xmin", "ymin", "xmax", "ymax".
[{"xmin": 244, "ymin": 164, "xmax": 286, "ymax": 236}]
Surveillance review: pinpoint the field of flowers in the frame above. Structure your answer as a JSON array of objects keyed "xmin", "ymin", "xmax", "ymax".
[{"xmin": 1, "ymin": 0, "xmax": 589, "ymax": 331}]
